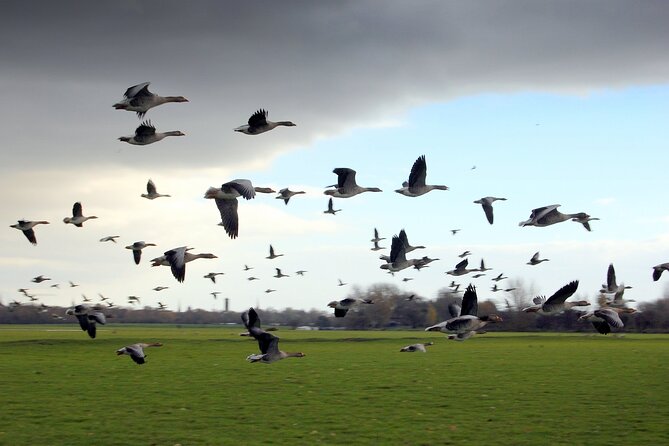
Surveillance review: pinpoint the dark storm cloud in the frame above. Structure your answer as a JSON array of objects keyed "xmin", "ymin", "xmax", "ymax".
[{"xmin": 1, "ymin": 0, "xmax": 668, "ymax": 170}]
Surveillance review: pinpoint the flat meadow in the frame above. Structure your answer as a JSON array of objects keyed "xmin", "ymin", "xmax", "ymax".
[{"xmin": 1, "ymin": 325, "xmax": 668, "ymax": 446}]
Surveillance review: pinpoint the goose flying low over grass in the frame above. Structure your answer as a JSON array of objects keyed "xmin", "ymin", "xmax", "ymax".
[
  {"xmin": 473, "ymin": 197, "xmax": 506, "ymax": 225},
  {"xmin": 116, "ymin": 342, "xmax": 163, "ymax": 364},
  {"xmin": 125, "ymin": 241, "xmax": 156, "ymax": 265},
  {"xmin": 66, "ymin": 305, "xmax": 106, "ymax": 339},
  {"xmin": 63, "ymin": 202, "xmax": 97, "ymax": 227},
  {"xmin": 652, "ymin": 263, "xmax": 669, "ymax": 281},
  {"xmin": 527, "ymin": 251, "xmax": 549, "ymax": 265},
  {"xmin": 600, "ymin": 263, "xmax": 631, "ymax": 295},
  {"xmin": 153, "ymin": 247, "xmax": 218, "ymax": 283},
  {"xmin": 234, "ymin": 109, "xmax": 295, "ymax": 135},
  {"xmin": 276, "ymin": 188, "xmax": 305, "ymax": 205},
  {"xmin": 522, "ymin": 280, "xmax": 587, "ymax": 314},
  {"xmin": 324, "ymin": 168, "xmax": 382, "ymax": 198},
  {"xmin": 519, "ymin": 204, "xmax": 596, "ymax": 231},
  {"xmin": 204, "ymin": 179, "xmax": 256, "ymax": 239},
  {"xmin": 327, "ymin": 297, "xmax": 374, "ymax": 317},
  {"xmin": 242, "ymin": 308, "xmax": 305, "ymax": 363},
  {"xmin": 395, "ymin": 155, "xmax": 448, "ymax": 197},
  {"xmin": 118, "ymin": 121, "xmax": 185, "ymax": 145},
  {"xmin": 10, "ymin": 220, "xmax": 49, "ymax": 245},
  {"xmin": 142, "ymin": 179, "xmax": 171, "ymax": 200},
  {"xmin": 324, "ymin": 197, "xmax": 341, "ymax": 215},
  {"xmin": 400, "ymin": 342, "xmax": 433, "ymax": 352},
  {"xmin": 113, "ymin": 82, "xmax": 188, "ymax": 118},
  {"xmin": 578, "ymin": 307, "xmax": 637, "ymax": 335}
]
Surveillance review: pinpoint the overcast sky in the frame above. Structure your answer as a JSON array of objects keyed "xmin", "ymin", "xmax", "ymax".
[{"xmin": 2, "ymin": 1, "xmax": 668, "ymax": 314}]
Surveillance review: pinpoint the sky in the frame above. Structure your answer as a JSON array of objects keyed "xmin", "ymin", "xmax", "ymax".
[{"xmin": 1, "ymin": 1, "xmax": 669, "ymax": 314}]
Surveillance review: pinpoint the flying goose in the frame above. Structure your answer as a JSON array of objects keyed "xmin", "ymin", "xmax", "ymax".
[
  {"xmin": 266, "ymin": 244, "xmax": 283, "ymax": 260},
  {"xmin": 244, "ymin": 264, "xmax": 254, "ymax": 271},
  {"xmin": 116, "ymin": 342, "xmax": 163, "ymax": 364},
  {"xmin": 153, "ymin": 247, "xmax": 218, "ymax": 283},
  {"xmin": 478, "ymin": 259, "xmax": 492, "ymax": 272},
  {"xmin": 491, "ymin": 273, "xmax": 507, "ymax": 282},
  {"xmin": 113, "ymin": 82, "xmax": 187, "ymax": 118},
  {"xmin": 370, "ymin": 240, "xmax": 385, "ymax": 251},
  {"xmin": 69, "ymin": 281, "xmax": 79, "ymax": 288},
  {"xmin": 399, "ymin": 229, "xmax": 425, "ymax": 253},
  {"xmin": 414, "ymin": 256, "xmax": 439, "ymax": 270},
  {"xmin": 473, "ymin": 197, "xmax": 507, "ymax": 225},
  {"xmin": 118, "ymin": 121, "xmax": 185, "ymax": 145},
  {"xmin": 527, "ymin": 251, "xmax": 549, "ymax": 266},
  {"xmin": 10, "ymin": 220, "xmax": 49, "ymax": 245},
  {"xmin": 141, "ymin": 179, "xmax": 171, "ymax": 200},
  {"xmin": 234, "ymin": 109, "xmax": 295, "ymax": 135},
  {"xmin": 402, "ymin": 278, "xmax": 413, "ymax": 282},
  {"xmin": 324, "ymin": 197, "xmax": 341, "ymax": 215},
  {"xmin": 204, "ymin": 179, "xmax": 256, "ymax": 239},
  {"xmin": 327, "ymin": 297, "xmax": 373, "ymax": 317},
  {"xmin": 65, "ymin": 305, "xmax": 106, "ymax": 339},
  {"xmin": 380, "ymin": 235, "xmax": 421, "ymax": 272},
  {"xmin": 276, "ymin": 188, "xmax": 305, "ymax": 205},
  {"xmin": 324, "ymin": 168, "xmax": 382, "ymax": 198},
  {"xmin": 63, "ymin": 202, "xmax": 97, "ymax": 227},
  {"xmin": 125, "ymin": 241, "xmax": 156, "ymax": 265},
  {"xmin": 204, "ymin": 272, "xmax": 224, "ymax": 283},
  {"xmin": 445, "ymin": 258, "xmax": 477, "ymax": 276},
  {"xmin": 81, "ymin": 295, "xmax": 91, "ymax": 302},
  {"xmin": 425, "ymin": 284, "xmax": 502, "ymax": 340},
  {"xmin": 247, "ymin": 276, "xmax": 259, "ymax": 281},
  {"xmin": 337, "ymin": 279, "xmax": 347, "ymax": 286},
  {"xmin": 458, "ymin": 250, "xmax": 471, "ymax": 258},
  {"xmin": 578, "ymin": 307, "xmax": 637, "ymax": 335},
  {"xmin": 522, "ymin": 280, "xmax": 587, "ymax": 314},
  {"xmin": 652, "ymin": 262, "xmax": 669, "ymax": 281},
  {"xmin": 211, "ymin": 291, "xmax": 221, "ymax": 299},
  {"xmin": 451, "ymin": 229, "xmax": 460, "ymax": 235},
  {"xmin": 274, "ymin": 268, "xmax": 289, "ymax": 278},
  {"xmin": 157, "ymin": 302, "xmax": 167, "ymax": 310},
  {"xmin": 600, "ymin": 263, "xmax": 631, "ymax": 295},
  {"xmin": 128, "ymin": 296, "xmax": 141, "ymax": 304},
  {"xmin": 265, "ymin": 289, "xmax": 276, "ymax": 294},
  {"xmin": 32, "ymin": 275, "xmax": 51, "ymax": 283},
  {"xmin": 371, "ymin": 228, "xmax": 385, "ymax": 243},
  {"xmin": 99, "ymin": 235, "xmax": 120, "ymax": 243},
  {"xmin": 395, "ymin": 155, "xmax": 448, "ymax": 197},
  {"xmin": 153, "ymin": 286, "xmax": 168, "ymax": 292},
  {"xmin": 399, "ymin": 342, "xmax": 433, "ymax": 352},
  {"xmin": 519, "ymin": 205, "xmax": 596, "ymax": 231},
  {"xmin": 242, "ymin": 308, "xmax": 305, "ymax": 363},
  {"xmin": 296, "ymin": 270, "xmax": 307, "ymax": 276}
]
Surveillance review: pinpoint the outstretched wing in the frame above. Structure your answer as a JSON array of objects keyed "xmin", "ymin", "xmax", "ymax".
[
  {"xmin": 408, "ymin": 155, "xmax": 427, "ymax": 188},
  {"xmin": 460, "ymin": 284, "xmax": 478, "ymax": 316},
  {"xmin": 215, "ymin": 198, "xmax": 239, "ymax": 239}
]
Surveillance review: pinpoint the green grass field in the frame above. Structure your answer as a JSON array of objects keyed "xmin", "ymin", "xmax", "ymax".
[{"xmin": 1, "ymin": 325, "xmax": 668, "ymax": 446}]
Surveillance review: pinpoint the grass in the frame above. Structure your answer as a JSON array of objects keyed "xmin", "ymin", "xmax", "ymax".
[{"xmin": 0, "ymin": 325, "xmax": 668, "ymax": 445}]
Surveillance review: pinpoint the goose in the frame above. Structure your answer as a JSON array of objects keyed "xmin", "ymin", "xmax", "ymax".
[
  {"xmin": 247, "ymin": 276, "xmax": 259, "ymax": 281},
  {"xmin": 204, "ymin": 179, "xmax": 256, "ymax": 239},
  {"xmin": 234, "ymin": 109, "xmax": 295, "ymax": 135},
  {"xmin": 10, "ymin": 220, "xmax": 49, "ymax": 245},
  {"xmin": 98, "ymin": 294, "xmax": 108, "ymax": 301},
  {"xmin": 380, "ymin": 235, "xmax": 421, "ymax": 272},
  {"xmin": 99, "ymin": 235, "xmax": 120, "ymax": 243},
  {"xmin": 578, "ymin": 307, "xmax": 637, "ymax": 335},
  {"xmin": 519, "ymin": 204, "xmax": 595, "ymax": 231},
  {"xmin": 266, "ymin": 244, "xmax": 283, "ymax": 260},
  {"xmin": 125, "ymin": 241, "xmax": 156, "ymax": 265},
  {"xmin": 82, "ymin": 294, "xmax": 91, "ymax": 302},
  {"xmin": 371, "ymin": 228, "xmax": 385, "ymax": 243},
  {"xmin": 276, "ymin": 188, "xmax": 305, "ymax": 205},
  {"xmin": 491, "ymin": 284, "xmax": 500, "ymax": 292},
  {"xmin": 204, "ymin": 272, "xmax": 224, "ymax": 283},
  {"xmin": 425, "ymin": 285, "xmax": 502, "ymax": 339},
  {"xmin": 491, "ymin": 273, "xmax": 507, "ymax": 282},
  {"xmin": 395, "ymin": 155, "xmax": 448, "ymax": 197},
  {"xmin": 274, "ymin": 268, "xmax": 289, "ymax": 279},
  {"xmin": 296, "ymin": 270, "xmax": 307, "ymax": 276},
  {"xmin": 527, "ymin": 251, "xmax": 549, "ymax": 266},
  {"xmin": 371, "ymin": 241, "xmax": 385, "ymax": 252},
  {"xmin": 414, "ymin": 256, "xmax": 439, "ymax": 270},
  {"xmin": 155, "ymin": 247, "xmax": 218, "ymax": 283},
  {"xmin": 152, "ymin": 286, "xmax": 169, "ymax": 292},
  {"xmin": 473, "ymin": 197, "xmax": 507, "ymax": 225},
  {"xmin": 32, "ymin": 275, "xmax": 51, "ymax": 283},
  {"xmin": 399, "ymin": 229, "xmax": 425, "ymax": 253},
  {"xmin": 652, "ymin": 263, "xmax": 669, "ymax": 281},
  {"xmin": 451, "ymin": 229, "xmax": 460, "ymax": 235},
  {"xmin": 242, "ymin": 308, "xmax": 305, "ymax": 363},
  {"xmin": 471, "ymin": 273, "xmax": 486, "ymax": 278},
  {"xmin": 324, "ymin": 168, "xmax": 382, "ymax": 198},
  {"xmin": 141, "ymin": 179, "xmax": 171, "ymax": 200},
  {"xmin": 28, "ymin": 295, "xmax": 39, "ymax": 302},
  {"xmin": 600, "ymin": 263, "xmax": 631, "ymax": 295},
  {"xmin": 478, "ymin": 259, "xmax": 492, "ymax": 272},
  {"xmin": 445, "ymin": 258, "xmax": 477, "ymax": 276},
  {"xmin": 63, "ymin": 202, "xmax": 97, "ymax": 227},
  {"xmin": 118, "ymin": 121, "xmax": 185, "ymax": 145},
  {"xmin": 116, "ymin": 342, "xmax": 163, "ymax": 364},
  {"xmin": 50, "ymin": 283, "xmax": 60, "ymax": 288},
  {"xmin": 327, "ymin": 297, "xmax": 373, "ymax": 317},
  {"xmin": 157, "ymin": 302, "xmax": 167, "ymax": 310},
  {"xmin": 210, "ymin": 292, "xmax": 221, "ymax": 299},
  {"xmin": 402, "ymin": 278, "xmax": 413, "ymax": 282},
  {"xmin": 18, "ymin": 288, "xmax": 31, "ymax": 297},
  {"xmin": 265, "ymin": 289, "xmax": 276, "ymax": 294},
  {"xmin": 65, "ymin": 305, "xmax": 106, "ymax": 339},
  {"xmin": 324, "ymin": 197, "xmax": 341, "ymax": 215},
  {"xmin": 113, "ymin": 82, "xmax": 188, "ymax": 118},
  {"xmin": 254, "ymin": 187, "xmax": 276, "ymax": 194},
  {"xmin": 128, "ymin": 296, "xmax": 141, "ymax": 304},
  {"xmin": 458, "ymin": 250, "xmax": 471, "ymax": 258},
  {"xmin": 244, "ymin": 264, "xmax": 254, "ymax": 271},
  {"xmin": 522, "ymin": 280, "xmax": 587, "ymax": 314},
  {"xmin": 504, "ymin": 287, "xmax": 517, "ymax": 292},
  {"xmin": 337, "ymin": 279, "xmax": 347, "ymax": 286},
  {"xmin": 69, "ymin": 281, "xmax": 79, "ymax": 288},
  {"xmin": 399, "ymin": 342, "xmax": 433, "ymax": 352}
]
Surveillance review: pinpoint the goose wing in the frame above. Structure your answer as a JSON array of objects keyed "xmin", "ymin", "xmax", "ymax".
[
  {"xmin": 72, "ymin": 202, "xmax": 83, "ymax": 218},
  {"xmin": 146, "ymin": 179, "xmax": 157, "ymax": 195},
  {"xmin": 460, "ymin": 284, "xmax": 478, "ymax": 316},
  {"xmin": 542, "ymin": 280, "xmax": 579, "ymax": 311},
  {"xmin": 481, "ymin": 200, "xmax": 494, "ymax": 224},
  {"xmin": 22, "ymin": 228, "xmax": 37, "ymax": 245},
  {"xmin": 215, "ymin": 198, "xmax": 239, "ymax": 239},
  {"xmin": 455, "ymin": 258, "xmax": 468, "ymax": 272},
  {"xmin": 242, "ymin": 308, "xmax": 279, "ymax": 354},
  {"xmin": 224, "ymin": 179, "xmax": 256, "ymax": 200},
  {"xmin": 606, "ymin": 264, "xmax": 617, "ymax": 290},
  {"xmin": 398, "ymin": 229, "xmax": 410, "ymax": 248},
  {"xmin": 133, "ymin": 248, "xmax": 142, "ymax": 265},
  {"xmin": 448, "ymin": 303, "xmax": 461, "ymax": 318},
  {"xmin": 408, "ymin": 155, "xmax": 427, "ymax": 188},
  {"xmin": 124, "ymin": 82, "xmax": 151, "ymax": 99},
  {"xmin": 125, "ymin": 344, "xmax": 146, "ymax": 364},
  {"xmin": 333, "ymin": 168, "xmax": 356, "ymax": 189},
  {"xmin": 594, "ymin": 308, "xmax": 624, "ymax": 329},
  {"xmin": 165, "ymin": 246, "xmax": 188, "ymax": 282},
  {"xmin": 389, "ymin": 235, "xmax": 406, "ymax": 263},
  {"xmin": 248, "ymin": 109, "xmax": 268, "ymax": 128}
]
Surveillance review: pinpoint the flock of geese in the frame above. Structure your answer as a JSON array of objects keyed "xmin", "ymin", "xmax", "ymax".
[{"xmin": 8, "ymin": 81, "xmax": 669, "ymax": 364}]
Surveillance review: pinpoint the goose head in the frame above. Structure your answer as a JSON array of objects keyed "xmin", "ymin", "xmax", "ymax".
[
  {"xmin": 277, "ymin": 121, "xmax": 296, "ymax": 127},
  {"xmin": 481, "ymin": 314, "xmax": 503, "ymax": 323},
  {"xmin": 327, "ymin": 301, "xmax": 339, "ymax": 308}
]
